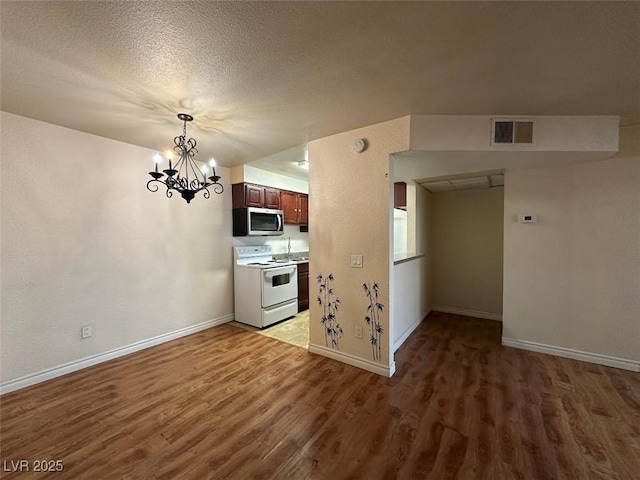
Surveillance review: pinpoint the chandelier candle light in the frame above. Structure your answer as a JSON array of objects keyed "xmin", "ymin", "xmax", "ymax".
[{"xmin": 147, "ymin": 113, "xmax": 223, "ymax": 203}]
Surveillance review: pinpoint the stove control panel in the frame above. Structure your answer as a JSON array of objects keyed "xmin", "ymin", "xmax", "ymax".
[{"xmin": 234, "ymin": 245, "xmax": 273, "ymax": 259}]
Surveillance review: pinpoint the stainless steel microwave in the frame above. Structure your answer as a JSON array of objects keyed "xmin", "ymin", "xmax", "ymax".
[{"xmin": 232, "ymin": 207, "xmax": 284, "ymax": 236}]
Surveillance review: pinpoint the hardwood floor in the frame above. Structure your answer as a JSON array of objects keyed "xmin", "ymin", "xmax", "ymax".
[{"xmin": 1, "ymin": 312, "xmax": 639, "ymax": 479}]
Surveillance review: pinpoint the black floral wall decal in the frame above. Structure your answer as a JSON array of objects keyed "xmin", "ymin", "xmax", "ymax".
[
  {"xmin": 363, "ymin": 282, "xmax": 384, "ymax": 362},
  {"xmin": 317, "ymin": 273, "xmax": 342, "ymax": 349}
]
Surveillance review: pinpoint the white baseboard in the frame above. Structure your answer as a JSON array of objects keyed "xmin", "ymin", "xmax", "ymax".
[
  {"xmin": 308, "ymin": 343, "xmax": 396, "ymax": 377},
  {"xmin": 0, "ymin": 314, "xmax": 234, "ymax": 396},
  {"xmin": 393, "ymin": 308, "xmax": 431, "ymax": 352},
  {"xmin": 431, "ymin": 305, "xmax": 502, "ymax": 321},
  {"xmin": 502, "ymin": 337, "xmax": 640, "ymax": 372}
]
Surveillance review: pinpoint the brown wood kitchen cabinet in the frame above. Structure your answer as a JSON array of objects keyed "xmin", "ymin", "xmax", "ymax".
[
  {"xmin": 232, "ymin": 183, "xmax": 281, "ymax": 210},
  {"xmin": 394, "ymin": 182, "xmax": 407, "ymax": 210},
  {"xmin": 282, "ymin": 190, "xmax": 308, "ymax": 225},
  {"xmin": 297, "ymin": 261, "xmax": 309, "ymax": 312}
]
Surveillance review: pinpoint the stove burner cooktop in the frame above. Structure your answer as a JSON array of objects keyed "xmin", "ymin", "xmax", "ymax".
[{"xmin": 247, "ymin": 262, "xmax": 272, "ymax": 266}]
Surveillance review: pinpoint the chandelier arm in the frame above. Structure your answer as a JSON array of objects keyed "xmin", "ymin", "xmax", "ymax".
[
  {"xmin": 211, "ymin": 183, "xmax": 224, "ymax": 195},
  {"xmin": 146, "ymin": 179, "xmax": 161, "ymax": 192}
]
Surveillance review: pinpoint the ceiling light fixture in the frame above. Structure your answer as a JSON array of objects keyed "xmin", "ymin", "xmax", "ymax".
[{"xmin": 147, "ymin": 113, "xmax": 223, "ymax": 203}]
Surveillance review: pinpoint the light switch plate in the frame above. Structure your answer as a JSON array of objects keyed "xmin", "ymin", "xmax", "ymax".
[{"xmin": 350, "ymin": 254, "xmax": 363, "ymax": 268}]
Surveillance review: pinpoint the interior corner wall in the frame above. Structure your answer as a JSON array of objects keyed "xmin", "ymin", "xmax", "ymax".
[
  {"xmin": 392, "ymin": 183, "xmax": 432, "ymax": 351},
  {"xmin": 308, "ymin": 116, "xmax": 410, "ymax": 375},
  {"xmin": 0, "ymin": 112, "xmax": 234, "ymax": 389},
  {"xmin": 415, "ymin": 184, "xmax": 432, "ymax": 259},
  {"xmin": 503, "ymin": 125, "xmax": 640, "ymax": 367},
  {"xmin": 430, "ymin": 187, "xmax": 504, "ymax": 318},
  {"xmin": 417, "ymin": 185, "xmax": 432, "ymax": 319}
]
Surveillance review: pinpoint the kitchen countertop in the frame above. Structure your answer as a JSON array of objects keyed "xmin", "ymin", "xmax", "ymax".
[
  {"xmin": 273, "ymin": 252, "xmax": 309, "ymax": 264},
  {"xmin": 273, "ymin": 251, "xmax": 309, "ymax": 264},
  {"xmin": 393, "ymin": 252, "xmax": 425, "ymax": 265}
]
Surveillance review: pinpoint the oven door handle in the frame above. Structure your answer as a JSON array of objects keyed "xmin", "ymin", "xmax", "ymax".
[{"xmin": 263, "ymin": 266, "xmax": 296, "ymax": 278}]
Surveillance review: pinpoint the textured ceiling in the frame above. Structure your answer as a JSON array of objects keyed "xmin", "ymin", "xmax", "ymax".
[{"xmin": 1, "ymin": 1, "xmax": 639, "ymax": 169}]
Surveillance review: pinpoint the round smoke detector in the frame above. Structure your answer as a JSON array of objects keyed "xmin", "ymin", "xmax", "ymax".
[{"xmin": 353, "ymin": 138, "xmax": 368, "ymax": 153}]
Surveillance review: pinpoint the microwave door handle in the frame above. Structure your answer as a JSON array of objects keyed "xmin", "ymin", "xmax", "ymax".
[{"xmin": 277, "ymin": 213, "xmax": 282, "ymax": 231}]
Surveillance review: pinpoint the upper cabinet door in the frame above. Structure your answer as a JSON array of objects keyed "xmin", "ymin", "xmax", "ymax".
[
  {"xmin": 298, "ymin": 194, "xmax": 308, "ymax": 226},
  {"xmin": 394, "ymin": 182, "xmax": 407, "ymax": 210},
  {"xmin": 232, "ymin": 183, "xmax": 306, "ymax": 224},
  {"xmin": 282, "ymin": 191, "xmax": 308, "ymax": 225},
  {"xmin": 264, "ymin": 187, "xmax": 281, "ymax": 210},
  {"xmin": 244, "ymin": 184, "xmax": 265, "ymax": 208},
  {"xmin": 281, "ymin": 190, "xmax": 298, "ymax": 224}
]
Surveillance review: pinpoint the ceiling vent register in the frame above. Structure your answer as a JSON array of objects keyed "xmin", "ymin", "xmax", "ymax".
[{"xmin": 492, "ymin": 119, "xmax": 534, "ymax": 145}]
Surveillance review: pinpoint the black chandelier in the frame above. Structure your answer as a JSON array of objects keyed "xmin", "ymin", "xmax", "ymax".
[{"xmin": 147, "ymin": 113, "xmax": 223, "ymax": 203}]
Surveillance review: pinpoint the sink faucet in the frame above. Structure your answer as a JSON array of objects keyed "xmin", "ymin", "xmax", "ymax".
[{"xmin": 287, "ymin": 237, "xmax": 291, "ymax": 259}]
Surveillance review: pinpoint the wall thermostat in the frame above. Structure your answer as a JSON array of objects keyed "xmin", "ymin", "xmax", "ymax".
[
  {"xmin": 518, "ymin": 213, "xmax": 537, "ymax": 223},
  {"xmin": 353, "ymin": 138, "xmax": 367, "ymax": 153}
]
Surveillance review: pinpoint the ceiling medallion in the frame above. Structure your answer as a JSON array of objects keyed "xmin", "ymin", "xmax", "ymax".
[{"xmin": 147, "ymin": 113, "xmax": 223, "ymax": 203}]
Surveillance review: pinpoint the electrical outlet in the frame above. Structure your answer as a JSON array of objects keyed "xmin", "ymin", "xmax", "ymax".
[
  {"xmin": 81, "ymin": 325, "xmax": 92, "ymax": 339},
  {"xmin": 350, "ymin": 254, "xmax": 363, "ymax": 268},
  {"xmin": 355, "ymin": 325, "xmax": 363, "ymax": 339}
]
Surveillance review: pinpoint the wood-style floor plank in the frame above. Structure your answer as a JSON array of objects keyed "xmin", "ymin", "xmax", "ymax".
[{"xmin": 1, "ymin": 312, "xmax": 639, "ymax": 479}]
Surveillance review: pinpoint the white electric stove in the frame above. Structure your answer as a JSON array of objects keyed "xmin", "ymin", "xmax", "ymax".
[{"xmin": 233, "ymin": 246, "xmax": 298, "ymax": 328}]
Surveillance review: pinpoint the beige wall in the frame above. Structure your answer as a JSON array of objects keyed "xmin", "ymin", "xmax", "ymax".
[
  {"xmin": 308, "ymin": 117, "xmax": 410, "ymax": 374},
  {"xmin": 0, "ymin": 112, "xmax": 234, "ymax": 389},
  {"xmin": 430, "ymin": 187, "xmax": 504, "ymax": 318},
  {"xmin": 503, "ymin": 125, "xmax": 640, "ymax": 366}
]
